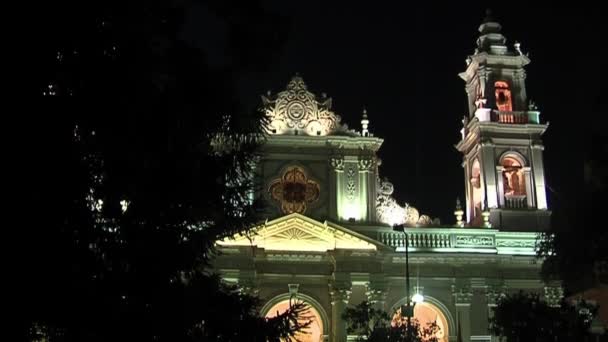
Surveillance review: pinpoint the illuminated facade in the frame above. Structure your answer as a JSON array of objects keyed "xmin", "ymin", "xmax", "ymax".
[{"xmin": 214, "ymin": 14, "xmax": 556, "ymax": 342}]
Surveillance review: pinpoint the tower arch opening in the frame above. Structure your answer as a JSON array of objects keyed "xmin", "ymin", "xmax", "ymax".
[{"xmin": 494, "ymin": 81, "xmax": 513, "ymax": 111}]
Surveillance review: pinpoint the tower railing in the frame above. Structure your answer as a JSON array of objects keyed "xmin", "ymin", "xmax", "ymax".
[
  {"xmin": 504, "ymin": 194, "xmax": 527, "ymax": 209},
  {"xmin": 489, "ymin": 110, "xmax": 540, "ymax": 124},
  {"xmin": 493, "ymin": 110, "xmax": 528, "ymax": 124}
]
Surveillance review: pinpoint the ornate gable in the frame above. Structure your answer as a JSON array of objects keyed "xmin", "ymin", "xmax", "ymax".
[
  {"xmin": 217, "ymin": 213, "xmax": 381, "ymax": 252},
  {"xmin": 262, "ymin": 75, "xmax": 349, "ymax": 136}
]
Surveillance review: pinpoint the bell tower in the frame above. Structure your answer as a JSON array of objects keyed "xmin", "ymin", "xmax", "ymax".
[{"xmin": 455, "ymin": 11, "xmax": 551, "ymax": 231}]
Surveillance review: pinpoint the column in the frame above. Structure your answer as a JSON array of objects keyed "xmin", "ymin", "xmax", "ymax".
[
  {"xmin": 330, "ymin": 285, "xmax": 352, "ymax": 342},
  {"xmin": 530, "ymin": 144, "xmax": 548, "ymax": 209},
  {"xmin": 496, "ymin": 166, "xmax": 505, "ymax": 207},
  {"xmin": 453, "ymin": 285, "xmax": 473, "ymax": 342},
  {"xmin": 464, "ymin": 159, "xmax": 473, "ymax": 222},
  {"xmin": 358, "ymin": 156, "xmax": 376, "ymax": 223},
  {"xmin": 523, "ymin": 167, "xmax": 534, "ymax": 208},
  {"xmin": 480, "ymin": 142, "xmax": 498, "ymax": 209},
  {"xmin": 329, "ymin": 155, "xmax": 344, "ymax": 221}
]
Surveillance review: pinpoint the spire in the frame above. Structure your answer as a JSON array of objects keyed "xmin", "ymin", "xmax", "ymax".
[
  {"xmin": 481, "ymin": 8, "xmax": 496, "ymax": 24},
  {"xmin": 476, "ymin": 9, "xmax": 507, "ymax": 54},
  {"xmin": 361, "ymin": 108, "xmax": 370, "ymax": 137}
]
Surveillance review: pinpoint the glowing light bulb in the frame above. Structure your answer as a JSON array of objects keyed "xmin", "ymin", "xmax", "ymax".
[{"xmin": 412, "ymin": 293, "xmax": 424, "ymax": 303}]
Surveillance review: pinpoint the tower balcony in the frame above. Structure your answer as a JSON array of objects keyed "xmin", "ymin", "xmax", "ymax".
[
  {"xmin": 492, "ymin": 110, "xmax": 540, "ymax": 124},
  {"xmin": 504, "ymin": 194, "xmax": 527, "ymax": 209}
]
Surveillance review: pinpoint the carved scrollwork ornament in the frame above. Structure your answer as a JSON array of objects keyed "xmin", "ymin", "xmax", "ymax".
[
  {"xmin": 345, "ymin": 165, "xmax": 357, "ymax": 201},
  {"xmin": 329, "ymin": 156, "xmax": 344, "ymax": 171},
  {"xmin": 358, "ymin": 157, "xmax": 375, "ymax": 171},
  {"xmin": 262, "ymin": 75, "xmax": 350, "ymax": 136}
]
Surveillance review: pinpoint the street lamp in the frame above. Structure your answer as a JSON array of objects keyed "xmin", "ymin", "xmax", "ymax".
[{"xmin": 394, "ymin": 223, "xmax": 416, "ymax": 339}]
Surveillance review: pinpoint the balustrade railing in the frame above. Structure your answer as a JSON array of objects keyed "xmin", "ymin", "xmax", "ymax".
[
  {"xmin": 504, "ymin": 195, "xmax": 527, "ymax": 209},
  {"xmin": 494, "ymin": 111, "xmax": 528, "ymax": 124},
  {"xmin": 378, "ymin": 231, "xmax": 452, "ymax": 249},
  {"xmin": 368, "ymin": 227, "xmax": 537, "ymax": 255}
]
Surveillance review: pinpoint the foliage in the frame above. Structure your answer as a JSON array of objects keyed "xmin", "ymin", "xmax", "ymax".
[
  {"xmin": 538, "ymin": 131, "xmax": 608, "ymax": 293},
  {"xmin": 489, "ymin": 291, "xmax": 598, "ymax": 342},
  {"xmin": 343, "ymin": 301, "xmax": 439, "ymax": 342},
  {"xmin": 21, "ymin": 0, "xmax": 298, "ymax": 341}
]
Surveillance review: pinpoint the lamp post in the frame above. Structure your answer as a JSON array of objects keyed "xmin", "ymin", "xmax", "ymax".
[{"xmin": 394, "ymin": 224, "xmax": 415, "ymax": 340}]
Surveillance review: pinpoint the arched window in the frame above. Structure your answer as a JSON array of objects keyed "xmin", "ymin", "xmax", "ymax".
[
  {"xmin": 501, "ymin": 155, "xmax": 526, "ymax": 197},
  {"xmin": 264, "ymin": 299, "xmax": 324, "ymax": 342},
  {"xmin": 391, "ymin": 301, "xmax": 449, "ymax": 342},
  {"xmin": 494, "ymin": 81, "xmax": 513, "ymax": 111}
]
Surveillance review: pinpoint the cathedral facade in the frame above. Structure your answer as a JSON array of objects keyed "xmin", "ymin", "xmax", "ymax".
[{"xmin": 214, "ymin": 15, "xmax": 555, "ymax": 342}]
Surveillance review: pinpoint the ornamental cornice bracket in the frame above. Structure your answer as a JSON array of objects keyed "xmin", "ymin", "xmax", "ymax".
[
  {"xmin": 358, "ymin": 157, "xmax": 375, "ymax": 171},
  {"xmin": 485, "ymin": 285, "xmax": 507, "ymax": 306},
  {"xmin": 329, "ymin": 155, "xmax": 344, "ymax": 171},
  {"xmin": 452, "ymin": 285, "xmax": 473, "ymax": 305},
  {"xmin": 329, "ymin": 281, "xmax": 352, "ymax": 305}
]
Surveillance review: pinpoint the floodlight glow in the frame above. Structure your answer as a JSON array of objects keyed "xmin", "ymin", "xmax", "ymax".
[{"xmin": 412, "ymin": 293, "xmax": 424, "ymax": 303}]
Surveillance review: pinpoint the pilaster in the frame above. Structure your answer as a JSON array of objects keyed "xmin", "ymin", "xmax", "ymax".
[
  {"xmin": 358, "ymin": 156, "xmax": 376, "ymax": 223},
  {"xmin": 330, "ymin": 155, "xmax": 344, "ymax": 221},
  {"xmin": 530, "ymin": 144, "xmax": 548, "ymax": 209},
  {"xmin": 330, "ymin": 283, "xmax": 352, "ymax": 342},
  {"xmin": 452, "ymin": 284, "xmax": 473, "ymax": 342},
  {"xmin": 485, "ymin": 284, "xmax": 507, "ymax": 342},
  {"xmin": 480, "ymin": 141, "xmax": 498, "ymax": 209}
]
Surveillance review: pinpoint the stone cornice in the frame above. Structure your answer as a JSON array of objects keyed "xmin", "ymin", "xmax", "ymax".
[
  {"xmin": 261, "ymin": 134, "xmax": 384, "ymax": 151},
  {"xmin": 456, "ymin": 119, "xmax": 548, "ymax": 153}
]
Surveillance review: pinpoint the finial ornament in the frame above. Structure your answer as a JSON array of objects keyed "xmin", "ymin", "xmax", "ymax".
[
  {"xmin": 514, "ymin": 41, "xmax": 523, "ymax": 55},
  {"xmin": 483, "ymin": 8, "xmax": 494, "ymax": 23},
  {"xmin": 361, "ymin": 108, "xmax": 370, "ymax": 136},
  {"xmin": 528, "ymin": 100, "xmax": 538, "ymax": 111},
  {"xmin": 454, "ymin": 198, "xmax": 464, "ymax": 227},
  {"xmin": 482, "ymin": 208, "xmax": 492, "ymax": 228},
  {"xmin": 475, "ymin": 97, "xmax": 487, "ymax": 109}
]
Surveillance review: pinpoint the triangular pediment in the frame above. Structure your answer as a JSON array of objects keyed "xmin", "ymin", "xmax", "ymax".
[{"xmin": 217, "ymin": 213, "xmax": 381, "ymax": 252}]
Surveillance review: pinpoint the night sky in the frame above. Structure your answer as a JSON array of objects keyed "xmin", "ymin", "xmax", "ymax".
[
  {"xmin": 125, "ymin": 3, "xmax": 604, "ymax": 223},
  {"xmin": 197, "ymin": 3, "xmax": 600, "ymax": 224}
]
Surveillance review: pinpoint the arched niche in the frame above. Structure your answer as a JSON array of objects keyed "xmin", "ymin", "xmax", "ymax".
[
  {"xmin": 497, "ymin": 151, "xmax": 531, "ymax": 208},
  {"xmin": 494, "ymin": 81, "xmax": 513, "ymax": 111},
  {"xmin": 261, "ymin": 293, "xmax": 329, "ymax": 342},
  {"xmin": 391, "ymin": 296, "xmax": 454, "ymax": 342}
]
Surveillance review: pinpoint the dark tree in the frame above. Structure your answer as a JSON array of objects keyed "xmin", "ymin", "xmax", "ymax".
[
  {"xmin": 21, "ymin": 0, "xmax": 301, "ymax": 341},
  {"xmin": 342, "ymin": 301, "xmax": 439, "ymax": 342},
  {"xmin": 538, "ymin": 96, "xmax": 608, "ymax": 295},
  {"xmin": 489, "ymin": 291, "xmax": 598, "ymax": 342}
]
